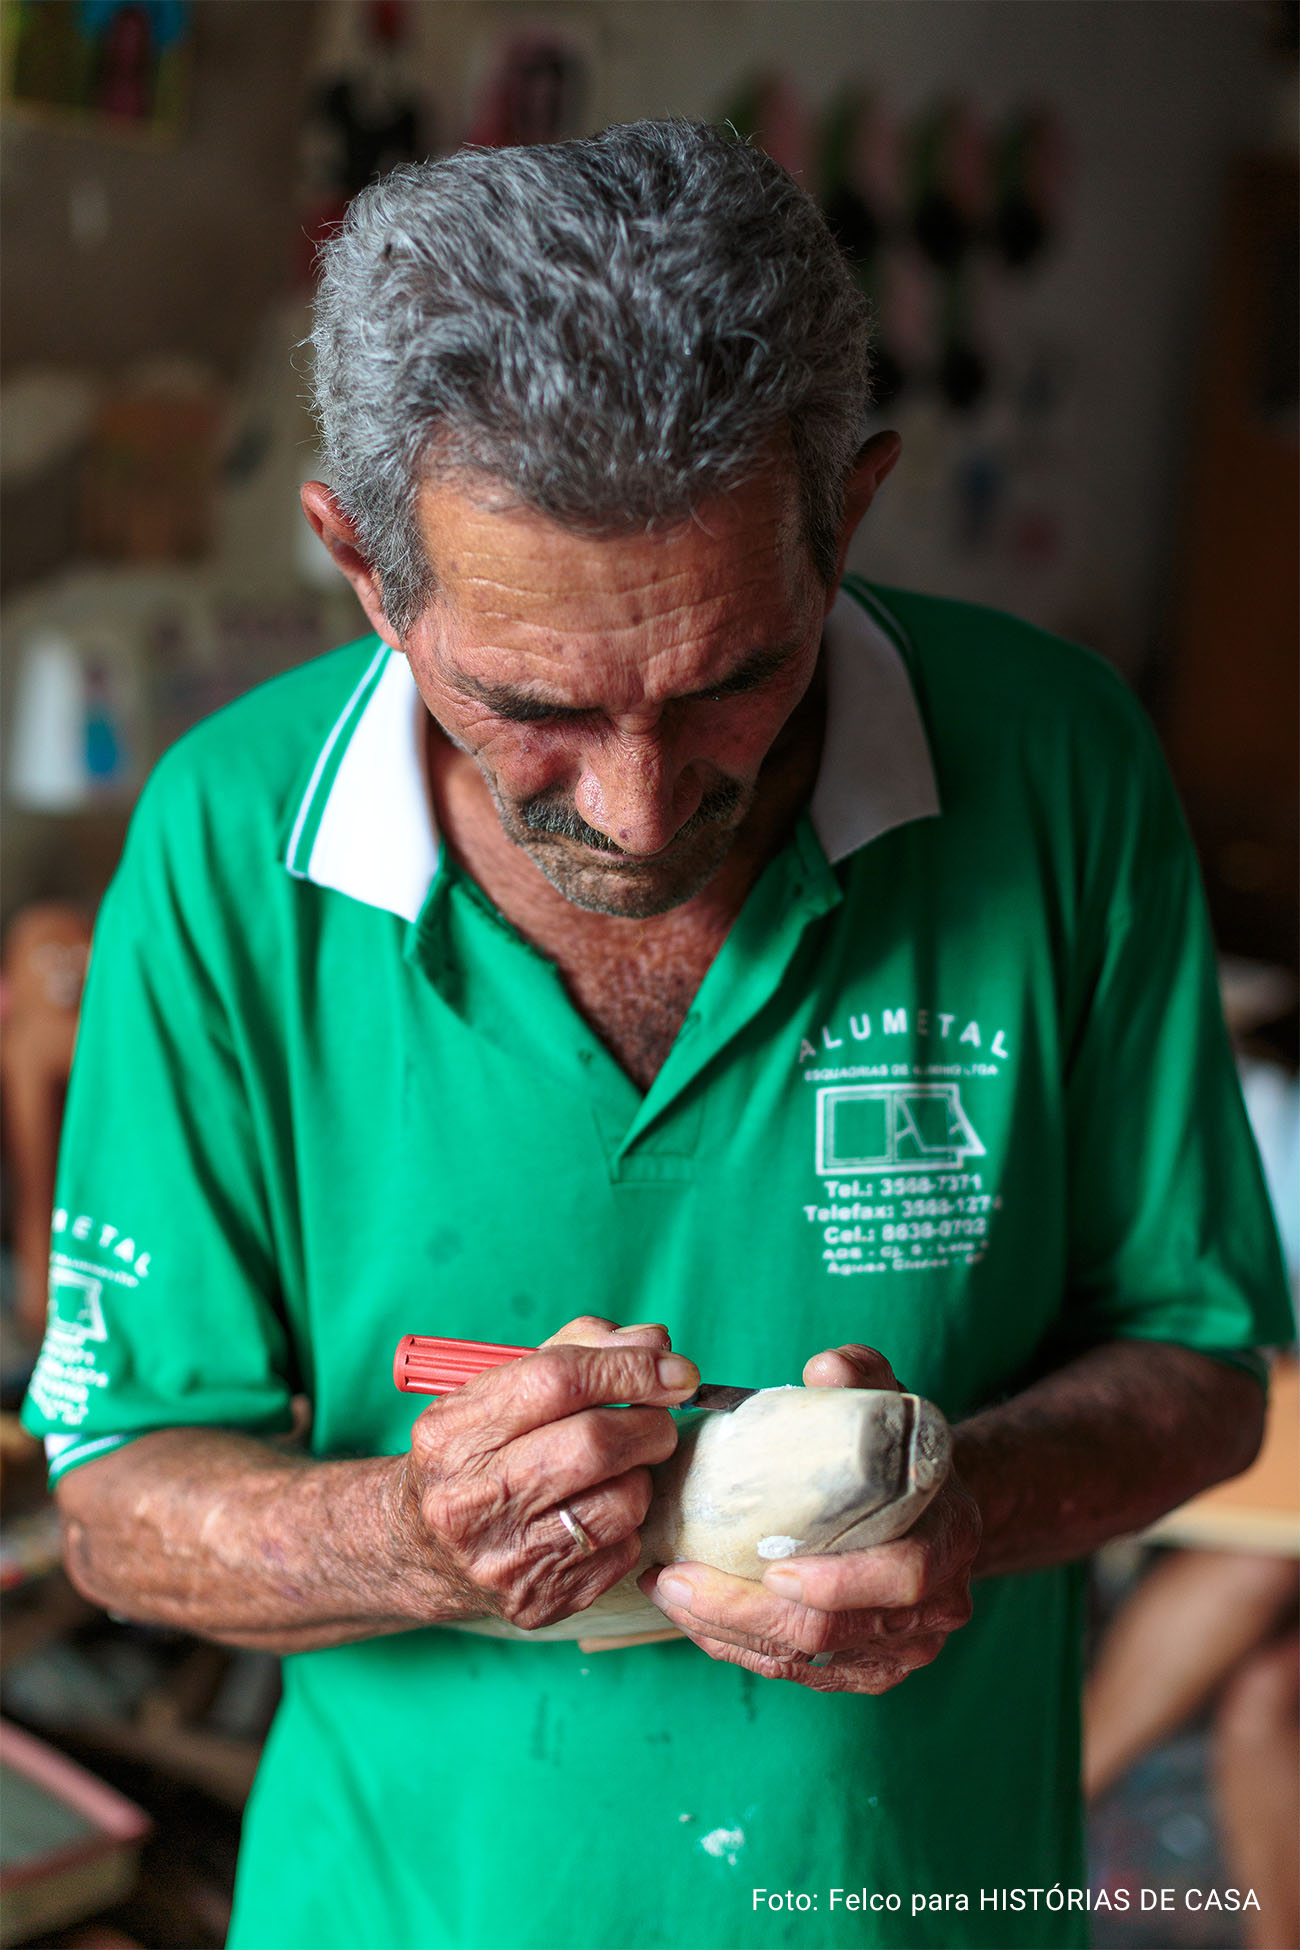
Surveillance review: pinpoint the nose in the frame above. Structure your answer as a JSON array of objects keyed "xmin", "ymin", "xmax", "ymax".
[{"xmin": 573, "ymin": 721, "xmax": 702, "ymax": 856}]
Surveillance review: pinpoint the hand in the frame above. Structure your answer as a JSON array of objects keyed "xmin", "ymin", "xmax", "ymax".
[
  {"xmin": 391, "ymin": 1316, "xmax": 696, "ymax": 1630},
  {"xmin": 638, "ymin": 1345, "xmax": 981, "ymax": 1692}
]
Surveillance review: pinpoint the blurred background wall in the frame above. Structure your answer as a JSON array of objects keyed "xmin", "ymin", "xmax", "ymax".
[
  {"xmin": 1, "ymin": 0, "xmax": 1296, "ymax": 962},
  {"xmin": 0, "ymin": 7, "xmax": 1295, "ymax": 1943}
]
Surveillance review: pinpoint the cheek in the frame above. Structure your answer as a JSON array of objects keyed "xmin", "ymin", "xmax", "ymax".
[
  {"xmin": 472, "ymin": 726, "xmax": 580, "ymax": 799},
  {"xmin": 692, "ymin": 691, "xmax": 805, "ymax": 775}
]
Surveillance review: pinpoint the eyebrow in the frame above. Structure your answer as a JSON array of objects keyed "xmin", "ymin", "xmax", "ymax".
[{"xmin": 450, "ymin": 639, "xmax": 802, "ymax": 722}]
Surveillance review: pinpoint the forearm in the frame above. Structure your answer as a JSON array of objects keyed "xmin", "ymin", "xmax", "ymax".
[
  {"xmin": 56, "ymin": 1429, "xmax": 477, "ymax": 1653},
  {"xmin": 54, "ymin": 1337, "xmax": 694, "ymax": 1654},
  {"xmin": 954, "ymin": 1340, "xmax": 1266, "ymax": 1579}
]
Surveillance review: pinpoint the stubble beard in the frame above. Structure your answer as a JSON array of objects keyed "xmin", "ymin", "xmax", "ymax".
[{"xmin": 489, "ymin": 777, "xmax": 752, "ymax": 918}]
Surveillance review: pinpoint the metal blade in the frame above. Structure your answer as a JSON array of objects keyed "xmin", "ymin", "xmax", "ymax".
[{"xmin": 682, "ymin": 1382, "xmax": 757, "ymax": 1413}]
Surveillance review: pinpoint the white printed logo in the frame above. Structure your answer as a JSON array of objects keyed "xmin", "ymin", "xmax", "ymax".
[
  {"xmin": 29, "ymin": 1269, "xmax": 113, "ymax": 1428},
  {"xmin": 51, "ymin": 1210, "xmax": 150, "ymax": 1282},
  {"xmin": 48, "ymin": 1269, "xmax": 108, "ymax": 1343},
  {"xmin": 815, "ymin": 1082, "xmax": 987, "ymax": 1175}
]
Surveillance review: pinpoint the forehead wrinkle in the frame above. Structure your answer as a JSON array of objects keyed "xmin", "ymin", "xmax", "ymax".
[
  {"xmin": 419, "ymin": 466, "xmax": 818, "ymax": 704},
  {"xmin": 456, "ymin": 591, "xmax": 790, "ymax": 666},
  {"xmin": 446, "ymin": 545, "xmax": 778, "ymax": 624},
  {"xmin": 431, "ymin": 494, "xmax": 796, "ymax": 602},
  {"xmin": 449, "ymin": 567, "xmax": 801, "ymax": 646}
]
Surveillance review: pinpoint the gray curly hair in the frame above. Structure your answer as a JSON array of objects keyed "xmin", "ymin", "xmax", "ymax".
[{"xmin": 310, "ymin": 119, "xmax": 873, "ymax": 635}]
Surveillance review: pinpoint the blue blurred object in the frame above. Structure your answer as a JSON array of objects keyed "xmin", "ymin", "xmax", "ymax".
[{"xmin": 79, "ymin": 0, "xmax": 188, "ymax": 51}]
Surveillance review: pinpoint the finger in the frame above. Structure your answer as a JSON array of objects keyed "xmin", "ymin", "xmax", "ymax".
[
  {"xmin": 612, "ymin": 1322, "xmax": 673, "ymax": 1349},
  {"xmin": 640, "ymin": 1557, "xmax": 971, "ymax": 1660},
  {"xmin": 680, "ymin": 1629, "xmax": 823, "ymax": 1685},
  {"xmin": 496, "ymin": 1529, "xmax": 647, "ymax": 1634},
  {"xmin": 541, "ymin": 1317, "xmax": 673, "ymax": 1353},
  {"xmin": 760, "ymin": 1486, "xmax": 979, "ymax": 1612},
  {"xmin": 639, "ymin": 1562, "xmax": 843, "ymax": 1660},
  {"xmin": 764, "ymin": 1536, "xmax": 974, "ymax": 1614},
  {"xmin": 541, "ymin": 1315, "xmax": 618, "ymax": 1347},
  {"xmin": 414, "ymin": 1342, "xmax": 699, "ymax": 1458},
  {"xmin": 455, "ymin": 1470, "xmax": 655, "ymax": 1631},
  {"xmin": 669, "ymin": 1586, "xmax": 969, "ymax": 1659},
  {"xmin": 415, "ymin": 1463, "xmax": 653, "ymax": 1633},
  {"xmin": 547, "ymin": 1465, "xmax": 655, "ymax": 1556},
  {"xmin": 760, "ymin": 1539, "xmax": 929, "ymax": 1611},
  {"xmin": 678, "ymin": 1626, "xmax": 951, "ymax": 1695},
  {"xmin": 505, "ymin": 1405, "xmax": 678, "ymax": 1521},
  {"xmin": 640, "ymin": 1562, "xmax": 934, "ymax": 1658},
  {"xmin": 802, "ymin": 1344, "xmax": 900, "ymax": 1391}
]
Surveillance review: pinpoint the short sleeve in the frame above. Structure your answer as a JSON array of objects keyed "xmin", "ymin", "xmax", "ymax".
[
  {"xmin": 20, "ymin": 757, "xmax": 296, "ymax": 1482},
  {"xmin": 1062, "ymin": 710, "xmax": 1293, "ymax": 1357}
]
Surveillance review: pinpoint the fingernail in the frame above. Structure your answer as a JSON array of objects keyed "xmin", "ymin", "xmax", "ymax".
[
  {"xmin": 763, "ymin": 1568, "xmax": 804, "ymax": 1601},
  {"xmin": 617, "ymin": 1322, "xmax": 666, "ymax": 1336},
  {"xmin": 655, "ymin": 1573, "xmax": 693, "ymax": 1607},
  {"xmin": 657, "ymin": 1354, "xmax": 698, "ymax": 1392}
]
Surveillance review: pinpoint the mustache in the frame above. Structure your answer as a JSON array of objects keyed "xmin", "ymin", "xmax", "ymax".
[{"xmin": 519, "ymin": 778, "xmax": 745, "ymax": 854}]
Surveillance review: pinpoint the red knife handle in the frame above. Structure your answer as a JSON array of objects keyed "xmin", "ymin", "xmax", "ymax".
[{"xmin": 393, "ymin": 1334, "xmax": 536, "ymax": 1395}]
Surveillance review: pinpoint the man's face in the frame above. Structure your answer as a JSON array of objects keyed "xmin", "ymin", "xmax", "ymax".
[{"xmin": 401, "ymin": 465, "xmax": 829, "ymax": 918}]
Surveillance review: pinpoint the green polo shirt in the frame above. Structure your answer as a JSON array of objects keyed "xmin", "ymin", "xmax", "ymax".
[{"xmin": 23, "ymin": 581, "xmax": 1290, "ymax": 1950}]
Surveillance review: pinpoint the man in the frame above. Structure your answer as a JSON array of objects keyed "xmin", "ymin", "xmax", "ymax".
[{"xmin": 22, "ymin": 122, "xmax": 1289, "ymax": 1949}]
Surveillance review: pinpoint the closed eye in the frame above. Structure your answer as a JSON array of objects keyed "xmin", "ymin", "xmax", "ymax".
[
  {"xmin": 684, "ymin": 642, "xmax": 800, "ymax": 702},
  {"xmin": 487, "ymin": 697, "xmax": 593, "ymax": 725},
  {"xmin": 493, "ymin": 677, "xmax": 756, "ymax": 722},
  {"xmin": 462, "ymin": 641, "xmax": 800, "ymax": 724},
  {"xmin": 684, "ymin": 666, "xmax": 772, "ymax": 703}
]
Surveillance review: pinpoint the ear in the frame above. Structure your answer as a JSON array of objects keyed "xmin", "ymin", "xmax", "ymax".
[
  {"xmin": 824, "ymin": 430, "xmax": 902, "ymax": 607},
  {"xmin": 300, "ymin": 482, "xmax": 401, "ymax": 649}
]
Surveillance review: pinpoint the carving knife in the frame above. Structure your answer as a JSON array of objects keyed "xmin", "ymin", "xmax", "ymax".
[{"xmin": 393, "ymin": 1334, "xmax": 756, "ymax": 1411}]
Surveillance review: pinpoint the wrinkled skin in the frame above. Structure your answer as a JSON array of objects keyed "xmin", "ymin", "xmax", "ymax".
[
  {"xmin": 398, "ymin": 1314, "xmax": 980, "ymax": 1689},
  {"xmin": 640, "ymin": 1343, "xmax": 982, "ymax": 1695},
  {"xmin": 390, "ymin": 1319, "xmax": 696, "ymax": 1632},
  {"xmin": 634, "ymin": 1334, "xmax": 981, "ymax": 1694}
]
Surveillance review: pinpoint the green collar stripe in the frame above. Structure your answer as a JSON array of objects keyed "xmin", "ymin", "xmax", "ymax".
[{"xmin": 285, "ymin": 644, "xmax": 390, "ymax": 877}]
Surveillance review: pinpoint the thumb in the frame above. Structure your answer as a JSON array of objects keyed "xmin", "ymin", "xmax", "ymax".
[{"xmin": 802, "ymin": 1343, "xmax": 901, "ymax": 1391}]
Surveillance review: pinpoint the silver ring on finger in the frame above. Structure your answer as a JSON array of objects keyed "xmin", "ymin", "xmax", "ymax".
[{"xmin": 557, "ymin": 1503, "xmax": 598, "ymax": 1555}]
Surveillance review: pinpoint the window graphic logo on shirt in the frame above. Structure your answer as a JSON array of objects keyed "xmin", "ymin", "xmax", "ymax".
[
  {"xmin": 798, "ymin": 1003, "xmax": 1005, "ymax": 1277},
  {"xmin": 27, "ymin": 1270, "xmax": 114, "ymax": 1429},
  {"xmin": 48, "ymin": 1269, "xmax": 108, "ymax": 1342},
  {"xmin": 28, "ymin": 1211, "xmax": 149, "ymax": 1429},
  {"xmin": 816, "ymin": 1083, "xmax": 986, "ymax": 1175}
]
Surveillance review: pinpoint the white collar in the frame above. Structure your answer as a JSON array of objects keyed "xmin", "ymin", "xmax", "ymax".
[
  {"xmin": 812, "ymin": 582, "xmax": 941, "ymax": 864},
  {"xmin": 285, "ymin": 584, "xmax": 940, "ymax": 922}
]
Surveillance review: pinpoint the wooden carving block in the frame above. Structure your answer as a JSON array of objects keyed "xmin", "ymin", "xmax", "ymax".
[
  {"xmin": 638, "ymin": 1384, "xmax": 951, "ymax": 1575},
  {"xmin": 458, "ymin": 1386, "xmax": 951, "ymax": 1644}
]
